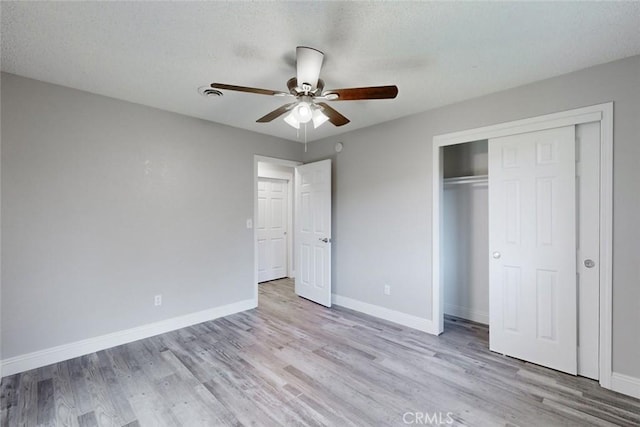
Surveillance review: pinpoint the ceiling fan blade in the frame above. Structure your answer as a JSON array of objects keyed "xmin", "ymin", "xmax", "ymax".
[
  {"xmin": 296, "ymin": 46, "xmax": 324, "ymax": 90},
  {"xmin": 323, "ymin": 85, "xmax": 398, "ymax": 101},
  {"xmin": 287, "ymin": 77, "xmax": 298, "ymax": 94},
  {"xmin": 211, "ymin": 83, "xmax": 289, "ymax": 97},
  {"xmin": 256, "ymin": 103, "xmax": 297, "ymax": 123},
  {"xmin": 317, "ymin": 103, "xmax": 350, "ymax": 127}
]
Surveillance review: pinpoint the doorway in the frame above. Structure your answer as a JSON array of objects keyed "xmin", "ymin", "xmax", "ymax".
[
  {"xmin": 253, "ymin": 156, "xmax": 301, "ymax": 304},
  {"xmin": 442, "ymin": 140, "xmax": 489, "ymax": 325},
  {"xmin": 253, "ymin": 156, "xmax": 334, "ymax": 308},
  {"xmin": 432, "ymin": 103, "xmax": 614, "ymax": 388}
]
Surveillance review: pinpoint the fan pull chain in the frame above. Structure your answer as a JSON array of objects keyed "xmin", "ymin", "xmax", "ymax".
[{"xmin": 304, "ymin": 123, "xmax": 308, "ymax": 152}]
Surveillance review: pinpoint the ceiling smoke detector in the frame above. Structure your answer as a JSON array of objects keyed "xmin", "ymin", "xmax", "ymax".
[{"xmin": 198, "ymin": 86, "xmax": 223, "ymax": 97}]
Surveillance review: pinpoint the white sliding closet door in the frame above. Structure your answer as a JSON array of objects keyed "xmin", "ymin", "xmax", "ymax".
[
  {"xmin": 489, "ymin": 126, "xmax": 577, "ymax": 374},
  {"xmin": 576, "ymin": 122, "xmax": 601, "ymax": 380}
]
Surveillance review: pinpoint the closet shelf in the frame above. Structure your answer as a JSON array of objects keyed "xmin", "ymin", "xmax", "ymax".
[{"xmin": 443, "ymin": 174, "xmax": 488, "ymax": 185}]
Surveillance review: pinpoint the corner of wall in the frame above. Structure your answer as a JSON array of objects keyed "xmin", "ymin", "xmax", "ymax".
[{"xmin": 331, "ymin": 293, "xmax": 439, "ymax": 335}]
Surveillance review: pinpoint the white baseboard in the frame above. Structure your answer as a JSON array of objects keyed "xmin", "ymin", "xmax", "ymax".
[
  {"xmin": 1, "ymin": 298, "xmax": 256, "ymax": 377},
  {"xmin": 332, "ymin": 294, "xmax": 439, "ymax": 335},
  {"xmin": 444, "ymin": 303, "xmax": 489, "ymax": 325},
  {"xmin": 611, "ymin": 372, "xmax": 640, "ymax": 399}
]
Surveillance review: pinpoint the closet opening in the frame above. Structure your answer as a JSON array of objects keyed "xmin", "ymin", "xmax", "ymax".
[{"xmin": 441, "ymin": 140, "xmax": 489, "ymax": 332}]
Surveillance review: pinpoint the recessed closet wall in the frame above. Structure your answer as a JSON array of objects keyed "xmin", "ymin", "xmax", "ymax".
[{"xmin": 442, "ymin": 140, "xmax": 489, "ymax": 324}]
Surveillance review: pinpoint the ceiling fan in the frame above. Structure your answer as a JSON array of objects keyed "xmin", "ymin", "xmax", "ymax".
[{"xmin": 211, "ymin": 46, "xmax": 398, "ymax": 129}]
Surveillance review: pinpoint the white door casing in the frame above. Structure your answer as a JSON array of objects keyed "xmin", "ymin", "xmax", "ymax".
[
  {"xmin": 489, "ymin": 126, "xmax": 577, "ymax": 374},
  {"xmin": 295, "ymin": 159, "xmax": 332, "ymax": 307},
  {"xmin": 257, "ymin": 178, "xmax": 288, "ymax": 282}
]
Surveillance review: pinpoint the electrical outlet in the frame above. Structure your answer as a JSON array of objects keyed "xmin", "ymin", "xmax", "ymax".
[
  {"xmin": 246, "ymin": 218, "xmax": 253, "ymax": 229},
  {"xmin": 384, "ymin": 284, "xmax": 391, "ymax": 296},
  {"xmin": 154, "ymin": 294, "xmax": 162, "ymax": 306}
]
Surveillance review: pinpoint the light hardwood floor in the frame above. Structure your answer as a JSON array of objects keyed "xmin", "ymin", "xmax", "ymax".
[{"xmin": 2, "ymin": 278, "xmax": 639, "ymax": 426}]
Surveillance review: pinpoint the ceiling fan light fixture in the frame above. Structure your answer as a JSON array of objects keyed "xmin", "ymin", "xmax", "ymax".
[
  {"xmin": 292, "ymin": 101, "xmax": 313, "ymax": 123},
  {"xmin": 312, "ymin": 108, "xmax": 329, "ymax": 128},
  {"xmin": 284, "ymin": 111, "xmax": 300, "ymax": 129}
]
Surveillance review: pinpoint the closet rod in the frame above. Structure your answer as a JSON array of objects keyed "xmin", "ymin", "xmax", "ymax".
[{"xmin": 443, "ymin": 174, "xmax": 488, "ymax": 186}]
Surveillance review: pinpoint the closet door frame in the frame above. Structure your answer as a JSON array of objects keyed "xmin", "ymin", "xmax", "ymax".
[{"xmin": 431, "ymin": 102, "xmax": 613, "ymax": 389}]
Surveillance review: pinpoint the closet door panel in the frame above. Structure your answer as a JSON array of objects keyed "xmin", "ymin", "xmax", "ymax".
[{"xmin": 489, "ymin": 125, "xmax": 577, "ymax": 375}]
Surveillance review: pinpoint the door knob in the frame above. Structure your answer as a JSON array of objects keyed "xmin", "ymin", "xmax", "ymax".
[
  {"xmin": 584, "ymin": 259, "xmax": 595, "ymax": 268},
  {"xmin": 319, "ymin": 237, "xmax": 330, "ymax": 243},
  {"xmin": 492, "ymin": 251, "xmax": 501, "ymax": 259}
]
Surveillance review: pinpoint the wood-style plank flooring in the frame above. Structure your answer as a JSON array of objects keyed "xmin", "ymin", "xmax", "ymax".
[{"xmin": 2, "ymin": 278, "xmax": 639, "ymax": 426}]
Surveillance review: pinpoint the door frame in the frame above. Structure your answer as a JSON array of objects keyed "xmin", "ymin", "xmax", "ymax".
[
  {"xmin": 431, "ymin": 102, "xmax": 613, "ymax": 389},
  {"xmin": 253, "ymin": 155, "xmax": 302, "ymax": 303}
]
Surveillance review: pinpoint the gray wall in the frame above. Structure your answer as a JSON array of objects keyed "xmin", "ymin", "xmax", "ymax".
[
  {"xmin": 304, "ymin": 55, "xmax": 640, "ymax": 377},
  {"xmin": 1, "ymin": 73, "xmax": 303, "ymax": 358}
]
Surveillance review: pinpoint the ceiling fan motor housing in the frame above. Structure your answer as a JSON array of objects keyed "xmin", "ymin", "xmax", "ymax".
[{"xmin": 296, "ymin": 46, "xmax": 325, "ymax": 90}]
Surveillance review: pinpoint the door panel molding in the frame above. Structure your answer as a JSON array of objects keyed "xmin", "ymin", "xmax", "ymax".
[{"xmin": 432, "ymin": 103, "xmax": 613, "ymax": 390}]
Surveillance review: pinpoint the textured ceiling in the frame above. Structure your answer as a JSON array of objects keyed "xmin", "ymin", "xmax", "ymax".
[{"xmin": 2, "ymin": 1, "xmax": 640, "ymax": 142}]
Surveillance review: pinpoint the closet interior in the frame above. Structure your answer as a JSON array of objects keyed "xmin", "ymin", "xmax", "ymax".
[{"xmin": 442, "ymin": 140, "xmax": 489, "ymax": 326}]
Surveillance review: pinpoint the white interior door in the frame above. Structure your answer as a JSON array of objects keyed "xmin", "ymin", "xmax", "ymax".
[
  {"xmin": 257, "ymin": 178, "xmax": 288, "ymax": 282},
  {"xmin": 295, "ymin": 159, "xmax": 332, "ymax": 307},
  {"xmin": 489, "ymin": 125, "xmax": 577, "ymax": 374}
]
